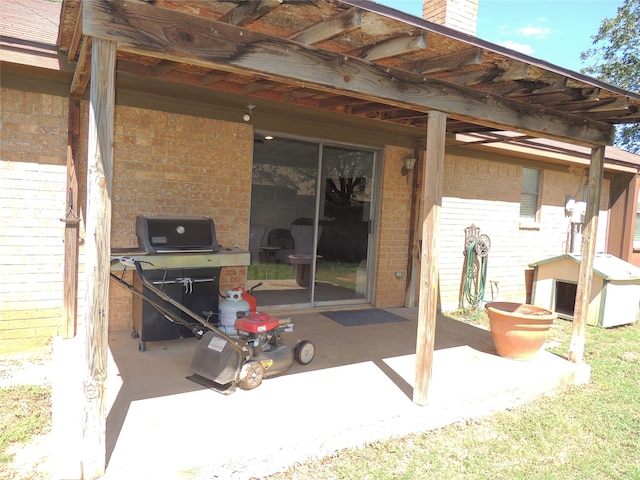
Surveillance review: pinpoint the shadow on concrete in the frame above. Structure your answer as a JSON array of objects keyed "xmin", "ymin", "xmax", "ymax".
[
  {"xmin": 100, "ymin": 306, "xmax": 588, "ymax": 478},
  {"xmin": 105, "ymin": 308, "xmax": 494, "ymax": 464}
]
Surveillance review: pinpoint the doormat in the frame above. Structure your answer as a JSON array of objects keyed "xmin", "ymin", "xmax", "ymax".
[{"xmin": 322, "ymin": 309, "xmax": 408, "ymax": 327}]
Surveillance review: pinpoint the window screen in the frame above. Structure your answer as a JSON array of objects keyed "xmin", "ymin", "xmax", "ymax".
[{"xmin": 520, "ymin": 167, "xmax": 540, "ymax": 219}]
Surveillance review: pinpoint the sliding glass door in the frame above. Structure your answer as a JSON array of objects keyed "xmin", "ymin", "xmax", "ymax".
[
  {"xmin": 316, "ymin": 145, "xmax": 374, "ymax": 305},
  {"xmin": 248, "ymin": 133, "xmax": 377, "ymax": 308}
]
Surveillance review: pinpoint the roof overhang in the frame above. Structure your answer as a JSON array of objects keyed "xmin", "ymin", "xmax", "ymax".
[{"xmin": 53, "ymin": 0, "xmax": 640, "ymax": 148}]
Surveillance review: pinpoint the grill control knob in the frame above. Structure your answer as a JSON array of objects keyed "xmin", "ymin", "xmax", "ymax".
[{"xmin": 176, "ymin": 225, "xmax": 185, "ymax": 234}]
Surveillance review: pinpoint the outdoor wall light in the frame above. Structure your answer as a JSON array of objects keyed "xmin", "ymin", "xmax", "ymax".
[
  {"xmin": 401, "ymin": 156, "xmax": 416, "ymax": 176},
  {"xmin": 243, "ymin": 104, "xmax": 255, "ymax": 122}
]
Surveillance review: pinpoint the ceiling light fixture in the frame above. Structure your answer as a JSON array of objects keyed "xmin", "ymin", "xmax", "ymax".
[{"xmin": 243, "ymin": 104, "xmax": 255, "ymax": 122}]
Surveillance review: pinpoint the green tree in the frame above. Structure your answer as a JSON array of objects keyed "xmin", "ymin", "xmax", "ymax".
[{"xmin": 581, "ymin": 0, "xmax": 640, "ymax": 153}]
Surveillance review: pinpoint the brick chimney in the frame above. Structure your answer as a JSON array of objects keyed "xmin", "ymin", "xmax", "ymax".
[{"xmin": 423, "ymin": 0, "xmax": 479, "ymax": 36}]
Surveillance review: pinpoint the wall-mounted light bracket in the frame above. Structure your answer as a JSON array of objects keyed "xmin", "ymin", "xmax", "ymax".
[{"xmin": 401, "ymin": 156, "xmax": 416, "ymax": 176}]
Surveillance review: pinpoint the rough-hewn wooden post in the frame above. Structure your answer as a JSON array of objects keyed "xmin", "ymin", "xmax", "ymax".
[
  {"xmin": 414, "ymin": 111, "xmax": 446, "ymax": 405},
  {"xmin": 568, "ymin": 145, "xmax": 605, "ymax": 363},
  {"xmin": 405, "ymin": 149, "xmax": 424, "ymax": 308},
  {"xmin": 82, "ymin": 37, "xmax": 116, "ymax": 479},
  {"xmin": 62, "ymin": 99, "xmax": 81, "ymax": 339}
]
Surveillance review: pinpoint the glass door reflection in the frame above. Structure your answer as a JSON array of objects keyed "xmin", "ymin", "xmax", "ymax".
[
  {"xmin": 316, "ymin": 146, "xmax": 374, "ymax": 304},
  {"xmin": 249, "ymin": 134, "xmax": 375, "ymax": 308}
]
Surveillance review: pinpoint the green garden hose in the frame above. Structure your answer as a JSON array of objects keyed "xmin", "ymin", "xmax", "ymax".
[{"xmin": 462, "ymin": 238, "xmax": 498, "ymax": 319}]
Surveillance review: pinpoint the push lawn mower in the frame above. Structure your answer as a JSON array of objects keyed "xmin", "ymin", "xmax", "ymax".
[{"xmin": 110, "ymin": 257, "xmax": 315, "ymax": 393}]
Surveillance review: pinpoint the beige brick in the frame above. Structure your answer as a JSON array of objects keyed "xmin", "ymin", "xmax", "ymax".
[{"xmin": 0, "ymin": 337, "xmax": 51, "ymax": 356}]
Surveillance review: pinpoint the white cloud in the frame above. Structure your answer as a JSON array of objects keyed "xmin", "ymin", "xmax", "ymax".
[
  {"xmin": 499, "ymin": 40, "xmax": 535, "ymax": 55},
  {"xmin": 515, "ymin": 25, "xmax": 551, "ymax": 38}
]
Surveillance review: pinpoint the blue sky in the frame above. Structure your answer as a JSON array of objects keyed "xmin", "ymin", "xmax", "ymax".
[{"xmin": 372, "ymin": 0, "xmax": 623, "ymax": 72}]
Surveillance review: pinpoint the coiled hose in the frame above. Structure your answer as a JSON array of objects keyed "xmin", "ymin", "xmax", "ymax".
[{"xmin": 462, "ymin": 240, "xmax": 498, "ymax": 319}]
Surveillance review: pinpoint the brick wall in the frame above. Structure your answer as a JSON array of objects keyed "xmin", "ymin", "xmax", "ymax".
[
  {"xmin": 438, "ymin": 152, "xmax": 610, "ymax": 311},
  {"xmin": 373, "ymin": 149, "xmax": 610, "ymax": 312},
  {"xmin": 374, "ymin": 146, "xmax": 414, "ymax": 307},
  {"xmin": 0, "ymin": 87, "xmax": 69, "ymax": 354},
  {"xmin": 0, "ymin": 82, "xmax": 617, "ymax": 349},
  {"xmin": 423, "ymin": 0, "xmax": 479, "ymax": 36},
  {"xmin": 77, "ymin": 105, "xmax": 255, "ymax": 330}
]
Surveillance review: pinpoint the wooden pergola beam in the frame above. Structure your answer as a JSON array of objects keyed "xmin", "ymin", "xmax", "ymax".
[
  {"xmin": 217, "ymin": 0, "xmax": 282, "ymax": 26},
  {"xmin": 363, "ymin": 33, "xmax": 427, "ymax": 62},
  {"xmin": 70, "ymin": 36, "xmax": 91, "ymax": 100},
  {"xmin": 201, "ymin": 71, "xmax": 228, "ymax": 86},
  {"xmin": 411, "ymin": 47, "xmax": 483, "ymax": 75},
  {"xmin": 150, "ymin": 59, "xmax": 177, "ymax": 77},
  {"xmin": 67, "ymin": 1, "xmax": 83, "ymax": 62},
  {"xmin": 289, "ymin": 7, "xmax": 362, "ymax": 44},
  {"xmin": 82, "ymin": 0, "xmax": 614, "ymax": 147},
  {"xmin": 429, "ymin": 59, "xmax": 529, "ymax": 87}
]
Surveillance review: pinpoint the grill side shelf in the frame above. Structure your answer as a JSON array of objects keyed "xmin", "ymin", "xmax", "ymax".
[{"xmin": 109, "ymin": 251, "xmax": 250, "ymax": 270}]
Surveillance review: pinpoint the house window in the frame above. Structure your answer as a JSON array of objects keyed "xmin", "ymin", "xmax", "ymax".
[
  {"xmin": 520, "ymin": 167, "xmax": 540, "ymax": 220},
  {"xmin": 634, "ymin": 197, "xmax": 640, "ymax": 249}
]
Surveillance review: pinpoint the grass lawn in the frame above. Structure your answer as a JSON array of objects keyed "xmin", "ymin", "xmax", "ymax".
[
  {"xmin": 0, "ymin": 384, "xmax": 51, "ymax": 466},
  {"xmin": 249, "ymin": 260, "xmax": 360, "ymax": 289},
  {"xmin": 267, "ymin": 315, "xmax": 640, "ymax": 480}
]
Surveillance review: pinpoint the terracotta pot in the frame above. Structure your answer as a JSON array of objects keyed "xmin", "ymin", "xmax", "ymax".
[{"xmin": 485, "ymin": 302, "xmax": 557, "ymax": 361}]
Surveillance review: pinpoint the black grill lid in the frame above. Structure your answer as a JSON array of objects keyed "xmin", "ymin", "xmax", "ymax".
[{"xmin": 136, "ymin": 216, "xmax": 220, "ymax": 253}]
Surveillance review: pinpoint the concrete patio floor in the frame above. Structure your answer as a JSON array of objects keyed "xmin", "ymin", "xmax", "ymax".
[{"xmin": 53, "ymin": 308, "xmax": 589, "ymax": 479}]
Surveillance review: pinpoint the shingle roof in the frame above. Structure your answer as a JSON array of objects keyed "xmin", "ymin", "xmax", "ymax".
[{"xmin": 1, "ymin": 0, "xmax": 60, "ymax": 51}]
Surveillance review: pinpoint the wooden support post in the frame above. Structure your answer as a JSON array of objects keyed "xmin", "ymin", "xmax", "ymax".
[
  {"xmin": 62, "ymin": 99, "xmax": 81, "ymax": 339},
  {"xmin": 568, "ymin": 146, "xmax": 605, "ymax": 364},
  {"xmin": 82, "ymin": 37, "xmax": 116, "ymax": 479},
  {"xmin": 413, "ymin": 111, "xmax": 446, "ymax": 405},
  {"xmin": 405, "ymin": 149, "xmax": 424, "ymax": 308}
]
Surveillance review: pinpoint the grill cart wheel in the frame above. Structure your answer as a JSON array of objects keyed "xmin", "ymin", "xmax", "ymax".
[
  {"xmin": 295, "ymin": 341, "xmax": 315, "ymax": 365},
  {"xmin": 238, "ymin": 361, "xmax": 265, "ymax": 390}
]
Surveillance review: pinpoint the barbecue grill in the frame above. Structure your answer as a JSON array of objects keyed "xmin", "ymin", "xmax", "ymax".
[{"xmin": 111, "ymin": 215, "xmax": 250, "ymax": 351}]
